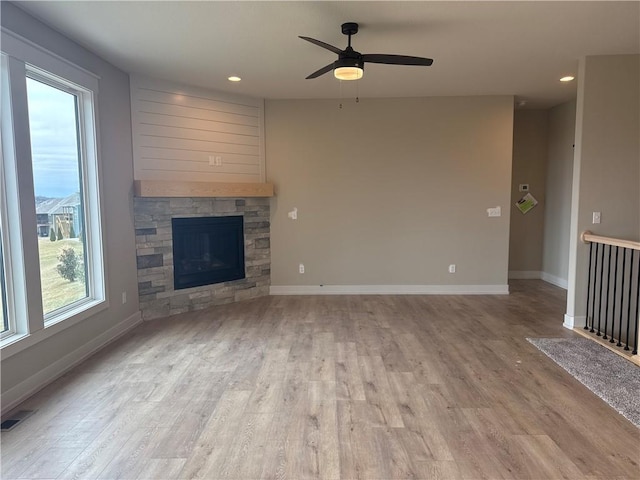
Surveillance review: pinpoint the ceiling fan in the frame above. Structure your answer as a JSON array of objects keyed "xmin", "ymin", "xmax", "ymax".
[{"xmin": 300, "ymin": 22, "xmax": 434, "ymax": 81}]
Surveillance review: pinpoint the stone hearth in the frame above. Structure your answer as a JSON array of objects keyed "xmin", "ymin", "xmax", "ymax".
[{"xmin": 133, "ymin": 197, "xmax": 270, "ymax": 320}]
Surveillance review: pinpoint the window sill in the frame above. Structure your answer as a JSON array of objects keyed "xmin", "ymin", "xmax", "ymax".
[{"xmin": 0, "ymin": 298, "xmax": 108, "ymax": 359}]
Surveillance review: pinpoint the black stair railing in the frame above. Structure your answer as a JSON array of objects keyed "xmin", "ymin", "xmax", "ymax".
[{"xmin": 582, "ymin": 231, "xmax": 640, "ymax": 355}]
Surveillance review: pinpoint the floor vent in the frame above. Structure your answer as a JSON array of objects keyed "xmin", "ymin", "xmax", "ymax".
[{"xmin": 1, "ymin": 410, "xmax": 35, "ymax": 431}]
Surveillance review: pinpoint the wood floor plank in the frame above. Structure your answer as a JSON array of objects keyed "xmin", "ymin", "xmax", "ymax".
[
  {"xmin": 310, "ymin": 332, "xmax": 336, "ymax": 382},
  {"xmin": 177, "ymin": 390, "xmax": 251, "ymax": 479},
  {"xmin": 2, "ymin": 280, "xmax": 639, "ymax": 480},
  {"xmin": 135, "ymin": 458, "xmax": 187, "ymax": 480},
  {"xmin": 357, "ymin": 355, "xmax": 404, "ymax": 428},
  {"xmin": 335, "ymin": 342, "xmax": 366, "ymax": 401},
  {"xmin": 309, "ymin": 380, "xmax": 340, "ymax": 480}
]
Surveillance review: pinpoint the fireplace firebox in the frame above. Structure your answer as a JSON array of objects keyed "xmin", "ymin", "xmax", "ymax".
[{"xmin": 172, "ymin": 216, "xmax": 245, "ymax": 290}]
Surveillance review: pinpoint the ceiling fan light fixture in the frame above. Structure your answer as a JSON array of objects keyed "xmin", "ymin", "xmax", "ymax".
[
  {"xmin": 334, "ymin": 66, "xmax": 363, "ymax": 81},
  {"xmin": 333, "ymin": 57, "xmax": 364, "ymax": 81}
]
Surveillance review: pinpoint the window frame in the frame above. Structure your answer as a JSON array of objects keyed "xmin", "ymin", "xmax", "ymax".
[
  {"xmin": 0, "ymin": 29, "xmax": 108, "ymax": 356},
  {"xmin": 0, "ymin": 144, "xmax": 16, "ymax": 340}
]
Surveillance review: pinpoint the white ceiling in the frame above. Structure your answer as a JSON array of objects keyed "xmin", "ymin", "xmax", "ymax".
[{"xmin": 14, "ymin": 1, "xmax": 640, "ymax": 109}]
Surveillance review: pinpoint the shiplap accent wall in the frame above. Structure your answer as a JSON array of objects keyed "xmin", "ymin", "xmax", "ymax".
[{"xmin": 130, "ymin": 76, "xmax": 265, "ymax": 183}]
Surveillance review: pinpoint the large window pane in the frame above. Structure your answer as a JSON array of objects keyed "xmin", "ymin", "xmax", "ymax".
[{"xmin": 26, "ymin": 77, "xmax": 88, "ymax": 316}]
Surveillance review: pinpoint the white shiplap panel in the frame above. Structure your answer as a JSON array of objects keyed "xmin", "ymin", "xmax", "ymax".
[
  {"xmin": 139, "ymin": 137, "xmax": 259, "ymax": 156},
  {"xmin": 138, "ymin": 158, "xmax": 261, "ymax": 176},
  {"xmin": 136, "ymin": 87, "xmax": 260, "ymax": 118},
  {"xmin": 138, "ymin": 101, "xmax": 260, "ymax": 127},
  {"xmin": 137, "ymin": 124, "xmax": 259, "ymax": 147},
  {"xmin": 138, "ymin": 115, "xmax": 259, "ymax": 137},
  {"xmin": 131, "ymin": 75, "xmax": 265, "ymax": 183},
  {"xmin": 140, "ymin": 148, "xmax": 259, "ymax": 166}
]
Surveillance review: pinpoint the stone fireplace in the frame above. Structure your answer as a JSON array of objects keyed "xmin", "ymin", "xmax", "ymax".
[{"xmin": 133, "ymin": 196, "xmax": 270, "ymax": 320}]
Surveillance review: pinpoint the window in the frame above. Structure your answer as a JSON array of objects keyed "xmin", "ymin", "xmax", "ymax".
[
  {"xmin": 26, "ymin": 75, "xmax": 89, "ymax": 317},
  {"xmin": 1, "ymin": 30, "xmax": 105, "ymax": 351}
]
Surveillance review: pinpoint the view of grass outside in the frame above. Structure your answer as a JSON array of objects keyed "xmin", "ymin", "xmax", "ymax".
[{"xmin": 38, "ymin": 237, "xmax": 86, "ymax": 314}]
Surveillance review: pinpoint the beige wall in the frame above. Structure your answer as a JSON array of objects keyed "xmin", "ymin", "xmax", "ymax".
[
  {"xmin": 542, "ymin": 100, "xmax": 576, "ymax": 287},
  {"xmin": 566, "ymin": 54, "xmax": 640, "ymax": 325},
  {"xmin": 266, "ymin": 96, "xmax": 514, "ymax": 290},
  {"xmin": 509, "ymin": 110, "xmax": 549, "ymax": 274}
]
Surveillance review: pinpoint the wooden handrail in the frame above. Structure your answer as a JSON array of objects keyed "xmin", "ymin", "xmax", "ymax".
[{"xmin": 581, "ymin": 231, "xmax": 640, "ymax": 251}]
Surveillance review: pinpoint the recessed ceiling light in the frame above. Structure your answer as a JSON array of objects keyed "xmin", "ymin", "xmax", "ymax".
[
  {"xmin": 228, "ymin": 76, "xmax": 241, "ymax": 82},
  {"xmin": 560, "ymin": 76, "xmax": 575, "ymax": 82}
]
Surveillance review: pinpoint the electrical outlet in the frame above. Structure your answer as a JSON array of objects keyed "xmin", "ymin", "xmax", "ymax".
[
  {"xmin": 299, "ymin": 263, "xmax": 305, "ymax": 274},
  {"xmin": 519, "ymin": 184, "xmax": 529, "ymax": 192},
  {"xmin": 448, "ymin": 264, "xmax": 456, "ymax": 274},
  {"xmin": 487, "ymin": 206, "xmax": 502, "ymax": 217}
]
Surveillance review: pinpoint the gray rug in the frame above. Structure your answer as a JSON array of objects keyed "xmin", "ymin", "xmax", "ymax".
[{"xmin": 527, "ymin": 337, "xmax": 640, "ymax": 428}]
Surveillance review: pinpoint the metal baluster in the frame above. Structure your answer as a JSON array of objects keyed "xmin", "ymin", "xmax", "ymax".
[
  {"xmin": 590, "ymin": 242, "xmax": 600, "ymax": 333},
  {"xmin": 589, "ymin": 243, "xmax": 604, "ymax": 333},
  {"xmin": 603, "ymin": 245, "xmax": 614, "ymax": 340},
  {"xmin": 617, "ymin": 248, "xmax": 627, "ymax": 347},
  {"xmin": 609, "ymin": 246, "xmax": 619, "ymax": 343},
  {"xmin": 585, "ymin": 242, "xmax": 594, "ymax": 330},
  {"xmin": 624, "ymin": 250, "xmax": 635, "ymax": 351},
  {"xmin": 597, "ymin": 244, "xmax": 607, "ymax": 336},
  {"xmin": 633, "ymin": 252, "xmax": 640, "ymax": 355}
]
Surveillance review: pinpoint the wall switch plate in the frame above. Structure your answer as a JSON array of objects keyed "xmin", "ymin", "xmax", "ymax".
[
  {"xmin": 122, "ymin": 292, "xmax": 127, "ymax": 304},
  {"xmin": 592, "ymin": 211, "xmax": 601, "ymax": 224},
  {"xmin": 448, "ymin": 264, "xmax": 456, "ymax": 273},
  {"xmin": 519, "ymin": 184, "xmax": 529, "ymax": 192},
  {"xmin": 208, "ymin": 155, "xmax": 223, "ymax": 166},
  {"xmin": 299, "ymin": 263, "xmax": 305, "ymax": 274},
  {"xmin": 288, "ymin": 208, "xmax": 298, "ymax": 220},
  {"xmin": 487, "ymin": 206, "xmax": 501, "ymax": 217}
]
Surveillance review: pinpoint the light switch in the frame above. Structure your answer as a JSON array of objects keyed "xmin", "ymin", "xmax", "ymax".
[{"xmin": 592, "ymin": 212, "xmax": 601, "ymax": 224}]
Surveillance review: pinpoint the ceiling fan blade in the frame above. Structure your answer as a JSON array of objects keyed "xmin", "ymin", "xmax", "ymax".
[
  {"xmin": 362, "ymin": 54, "xmax": 433, "ymax": 66},
  {"xmin": 299, "ymin": 36, "xmax": 343, "ymax": 55},
  {"xmin": 306, "ymin": 63, "xmax": 335, "ymax": 79}
]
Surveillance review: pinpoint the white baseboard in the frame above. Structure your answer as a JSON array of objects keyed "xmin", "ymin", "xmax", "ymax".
[
  {"xmin": 1, "ymin": 311, "xmax": 142, "ymax": 415},
  {"xmin": 541, "ymin": 272, "xmax": 568, "ymax": 289},
  {"xmin": 564, "ymin": 313, "xmax": 586, "ymax": 329},
  {"xmin": 508, "ymin": 270, "xmax": 541, "ymax": 280},
  {"xmin": 270, "ymin": 284, "xmax": 509, "ymax": 295}
]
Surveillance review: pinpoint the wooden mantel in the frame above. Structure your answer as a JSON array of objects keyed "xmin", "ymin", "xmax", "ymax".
[{"xmin": 134, "ymin": 180, "xmax": 274, "ymax": 198}]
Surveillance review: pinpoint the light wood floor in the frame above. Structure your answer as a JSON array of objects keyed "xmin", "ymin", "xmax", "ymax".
[{"xmin": 2, "ymin": 280, "xmax": 639, "ymax": 479}]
